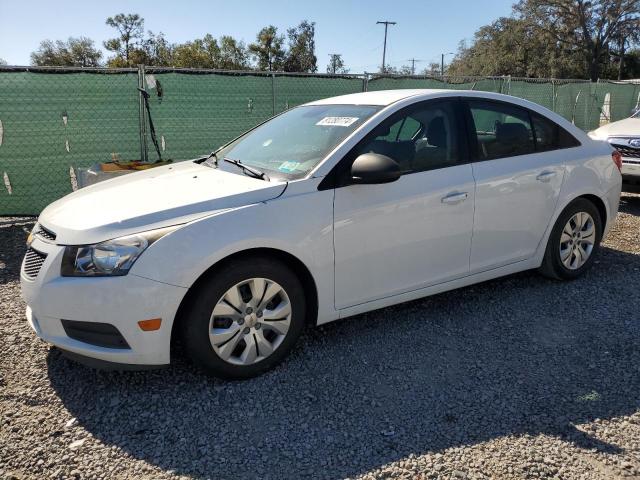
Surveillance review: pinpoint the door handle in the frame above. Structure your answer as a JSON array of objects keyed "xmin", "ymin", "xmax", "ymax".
[
  {"xmin": 536, "ymin": 170, "xmax": 557, "ymax": 182},
  {"xmin": 441, "ymin": 191, "xmax": 468, "ymax": 205}
]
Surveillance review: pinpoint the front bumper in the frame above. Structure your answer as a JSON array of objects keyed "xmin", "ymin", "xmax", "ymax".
[{"xmin": 21, "ymin": 237, "xmax": 188, "ymax": 366}]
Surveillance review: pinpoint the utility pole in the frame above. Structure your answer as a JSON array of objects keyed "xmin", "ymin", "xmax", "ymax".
[
  {"xmin": 441, "ymin": 52, "xmax": 454, "ymax": 77},
  {"xmin": 408, "ymin": 58, "xmax": 422, "ymax": 75},
  {"xmin": 376, "ymin": 21, "xmax": 396, "ymax": 72}
]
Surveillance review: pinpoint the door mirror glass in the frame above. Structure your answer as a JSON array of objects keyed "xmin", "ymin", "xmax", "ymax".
[{"xmin": 350, "ymin": 153, "xmax": 401, "ymax": 184}]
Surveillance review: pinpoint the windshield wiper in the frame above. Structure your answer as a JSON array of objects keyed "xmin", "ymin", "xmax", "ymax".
[
  {"xmin": 194, "ymin": 151, "xmax": 219, "ymax": 166},
  {"xmin": 223, "ymin": 157, "xmax": 270, "ymax": 181}
]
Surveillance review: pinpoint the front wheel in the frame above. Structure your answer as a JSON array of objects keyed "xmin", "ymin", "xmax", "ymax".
[
  {"xmin": 181, "ymin": 257, "xmax": 306, "ymax": 379},
  {"xmin": 539, "ymin": 198, "xmax": 603, "ymax": 280}
]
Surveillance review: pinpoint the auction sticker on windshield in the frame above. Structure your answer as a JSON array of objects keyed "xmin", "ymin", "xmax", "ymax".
[
  {"xmin": 278, "ymin": 161, "xmax": 301, "ymax": 173},
  {"xmin": 316, "ymin": 117, "xmax": 359, "ymax": 127}
]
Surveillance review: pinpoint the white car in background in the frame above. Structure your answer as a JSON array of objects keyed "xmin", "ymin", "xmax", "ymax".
[
  {"xmin": 21, "ymin": 89, "xmax": 622, "ymax": 379},
  {"xmin": 590, "ymin": 109, "xmax": 640, "ymax": 191}
]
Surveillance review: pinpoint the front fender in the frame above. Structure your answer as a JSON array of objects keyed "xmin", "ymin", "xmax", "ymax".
[{"xmin": 131, "ymin": 182, "xmax": 337, "ymax": 323}]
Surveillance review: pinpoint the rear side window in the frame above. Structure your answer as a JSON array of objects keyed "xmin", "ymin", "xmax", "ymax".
[
  {"xmin": 468, "ymin": 101, "xmax": 535, "ymax": 160},
  {"xmin": 531, "ymin": 113, "xmax": 581, "ymax": 151}
]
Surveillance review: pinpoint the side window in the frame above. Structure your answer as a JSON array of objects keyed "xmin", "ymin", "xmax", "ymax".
[
  {"xmin": 468, "ymin": 101, "xmax": 535, "ymax": 160},
  {"xmin": 375, "ymin": 116, "xmax": 421, "ymax": 142},
  {"xmin": 354, "ymin": 101, "xmax": 460, "ymax": 174},
  {"xmin": 532, "ymin": 113, "xmax": 581, "ymax": 151}
]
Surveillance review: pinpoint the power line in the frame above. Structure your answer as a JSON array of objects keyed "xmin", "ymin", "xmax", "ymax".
[
  {"xmin": 407, "ymin": 58, "xmax": 422, "ymax": 75},
  {"xmin": 376, "ymin": 20, "xmax": 396, "ymax": 72}
]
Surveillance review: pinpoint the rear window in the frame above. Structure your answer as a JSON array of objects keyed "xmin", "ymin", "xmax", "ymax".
[{"xmin": 532, "ymin": 113, "xmax": 581, "ymax": 151}]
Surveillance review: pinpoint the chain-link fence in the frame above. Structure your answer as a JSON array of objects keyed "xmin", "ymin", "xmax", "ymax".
[{"xmin": 1, "ymin": 66, "xmax": 639, "ymax": 215}]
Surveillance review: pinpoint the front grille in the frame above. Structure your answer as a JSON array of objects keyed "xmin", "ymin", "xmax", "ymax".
[
  {"xmin": 611, "ymin": 143, "xmax": 640, "ymax": 159},
  {"xmin": 34, "ymin": 225, "xmax": 57, "ymax": 242},
  {"xmin": 23, "ymin": 248, "xmax": 47, "ymax": 279}
]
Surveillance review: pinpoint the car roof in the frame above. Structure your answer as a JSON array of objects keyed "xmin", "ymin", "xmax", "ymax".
[
  {"xmin": 305, "ymin": 88, "xmax": 532, "ymax": 107},
  {"xmin": 306, "ymin": 89, "xmax": 449, "ymax": 106}
]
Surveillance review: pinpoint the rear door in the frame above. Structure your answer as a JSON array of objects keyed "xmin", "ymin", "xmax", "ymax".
[{"xmin": 463, "ymin": 99, "xmax": 575, "ymax": 272}]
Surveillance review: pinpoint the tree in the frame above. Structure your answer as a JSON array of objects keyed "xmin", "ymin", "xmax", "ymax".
[
  {"xmin": 248, "ymin": 26, "xmax": 285, "ymax": 71},
  {"xmin": 422, "ymin": 62, "xmax": 442, "ymax": 76},
  {"xmin": 104, "ymin": 13, "xmax": 145, "ymax": 66},
  {"xmin": 284, "ymin": 20, "xmax": 317, "ymax": 72},
  {"xmin": 0, "ymin": 58, "xmax": 7, "ymax": 66},
  {"xmin": 326, "ymin": 54, "xmax": 348, "ymax": 74},
  {"xmin": 447, "ymin": 17, "xmax": 581, "ymax": 78},
  {"xmin": 447, "ymin": 0, "xmax": 640, "ymax": 80},
  {"xmin": 172, "ymin": 34, "xmax": 248, "ymax": 69},
  {"xmin": 515, "ymin": 0, "xmax": 640, "ymax": 80},
  {"xmin": 609, "ymin": 16, "xmax": 640, "ymax": 79},
  {"xmin": 173, "ymin": 34, "xmax": 220, "ymax": 68},
  {"xmin": 31, "ymin": 37, "xmax": 102, "ymax": 67},
  {"xmin": 140, "ymin": 31, "xmax": 174, "ymax": 66},
  {"xmin": 218, "ymin": 36, "xmax": 250, "ymax": 70}
]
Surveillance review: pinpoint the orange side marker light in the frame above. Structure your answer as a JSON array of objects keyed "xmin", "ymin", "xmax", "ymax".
[{"xmin": 138, "ymin": 318, "xmax": 162, "ymax": 331}]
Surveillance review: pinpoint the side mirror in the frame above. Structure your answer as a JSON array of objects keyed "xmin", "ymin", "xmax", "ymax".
[{"xmin": 350, "ymin": 153, "xmax": 401, "ymax": 185}]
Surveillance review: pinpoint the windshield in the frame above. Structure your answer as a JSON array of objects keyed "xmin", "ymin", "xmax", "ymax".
[{"xmin": 206, "ymin": 104, "xmax": 381, "ymax": 179}]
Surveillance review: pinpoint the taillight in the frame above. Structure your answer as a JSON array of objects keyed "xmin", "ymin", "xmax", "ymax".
[{"xmin": 612, "ymin": 150, "xmax": 622, "ymax": 172}]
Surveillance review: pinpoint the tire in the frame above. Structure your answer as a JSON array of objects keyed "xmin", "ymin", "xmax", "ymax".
[
  {"xmin": 539, "ymin": 198, "xmax": 603, "ymax": 280},
  {"xmin": 181, "ymin": 256, "xmax": 306, "ymax": 379}
]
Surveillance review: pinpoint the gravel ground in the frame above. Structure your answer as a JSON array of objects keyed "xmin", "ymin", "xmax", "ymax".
[{"xmin": 1, "ymin": 195, "xmax": 640, "ymax": 480}]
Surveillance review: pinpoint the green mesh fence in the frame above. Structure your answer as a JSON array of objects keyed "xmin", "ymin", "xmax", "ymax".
[
  {"xmin": 142, "ymin": 71, "xmax": 366, "ymax": 162},
  {"xmin": 273, "ymin": 74, "xmax": 364, "ymax": 112},
  {"xmin": 0, "ymin": 67, "xmax": 638, "ymax": 215},
  {"xmin": 0, "ymin": 69, "xmax": 139, "ymax": 213},
  {"xmin": 143, "ymin": 71, "xmax": 274, "ymax": 161}
]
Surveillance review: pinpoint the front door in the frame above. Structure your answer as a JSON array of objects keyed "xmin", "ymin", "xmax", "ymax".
[{"xmin": 332, "ymin": 99, "xmax": 476, "ymax": 309}]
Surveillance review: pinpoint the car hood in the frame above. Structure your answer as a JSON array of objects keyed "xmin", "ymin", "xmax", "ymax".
[
  {"xmin": 591, "ymin": 117, "xmax": 640, "ymax": 139},
  {"xmin": 38, "ymin": 161, "xmax": 287, "ymax": 245}
]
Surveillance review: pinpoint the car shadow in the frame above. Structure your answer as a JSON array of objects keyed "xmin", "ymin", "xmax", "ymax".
[
  {"xmin": 0, "ymin": 218, "xmax": 34, "ymax": 285},
  {"xmin": 619, "ymin": 192, "xmax": 640, "ymax": 216},
  {"xmin": 46, "ymin": 243, "xmax": 640, "ymax": 479}
]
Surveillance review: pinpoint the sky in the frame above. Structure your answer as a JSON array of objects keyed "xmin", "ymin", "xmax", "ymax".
[{"xmin": 0, "ymin": 0, "xmax": 515, "ymax": 72}]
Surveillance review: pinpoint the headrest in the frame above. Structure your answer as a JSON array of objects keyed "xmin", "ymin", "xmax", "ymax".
[{"xmin": 427, "ymin": 117, "xmax": 447, "ymax": 148}]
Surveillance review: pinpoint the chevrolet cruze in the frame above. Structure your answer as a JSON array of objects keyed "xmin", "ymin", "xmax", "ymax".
[{"xmin": 21, "ymin": 90, "xmax": 622, "ymax": 378}]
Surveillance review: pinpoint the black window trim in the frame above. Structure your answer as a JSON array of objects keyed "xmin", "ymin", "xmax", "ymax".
[
  {"xmin": 461, "ymin": 98, "xmax": 582, "ymax": 163},
  {"xmin": 318, "ymin": 97, "xmax": 470, "ymax": 191}
]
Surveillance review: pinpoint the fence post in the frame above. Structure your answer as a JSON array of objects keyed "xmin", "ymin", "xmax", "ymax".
[
  {"xmin": 572, "ymin": 89, "xmax": 582, "ymax": 125},
  {"xmin": 363, "ymin": 73, "xmax": 369, "ymax": 92},
  {"xmin": 551, "ymin": 78, "xmax": 556, "ymax": 112},
  {"xmin": 137, "ymin": 64, "xmax": 148, "ymax": 163},
  {"xmin": 271, "ymin": 73, "xmax": 276, "ymax": 116}
]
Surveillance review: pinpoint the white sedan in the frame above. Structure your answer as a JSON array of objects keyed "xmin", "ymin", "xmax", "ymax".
[
  {"xmin": 590, "ymin": 109, "xmax": 640, "ymax": 191},
  {"xmin": 21, "ymin": 89, "xmax": 622, "ymax": 378}
]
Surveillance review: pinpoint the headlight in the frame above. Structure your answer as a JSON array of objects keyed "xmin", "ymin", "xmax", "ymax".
[
  {"xmin": 61, "ymin": 226, "xmax": 176, "ymax": 277},
  {"xmin": 27, "ymin": 222, "xmax": 38, "ymax": 246}
]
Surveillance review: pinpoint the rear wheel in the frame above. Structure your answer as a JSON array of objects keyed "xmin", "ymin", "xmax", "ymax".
[
  {"xmin": 539, "ymin": 198, "xmax": 602, "ymax": 280},
  {"xmin": 182, "ymin": 257, "xmax": 306, "ymax": 379}
]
